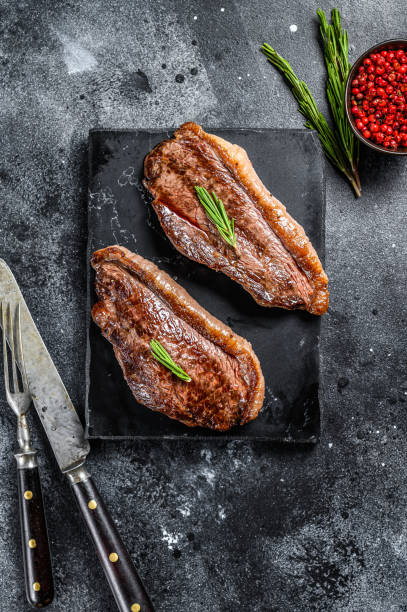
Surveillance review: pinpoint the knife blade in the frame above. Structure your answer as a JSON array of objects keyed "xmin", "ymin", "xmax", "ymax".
[
  {"xmin": 0, "ymin": 260, "xmax": 154, "ymax": 612},
  {"xmin": 0, "ymin": 259, "xmax": 90, "ymax": 472}
]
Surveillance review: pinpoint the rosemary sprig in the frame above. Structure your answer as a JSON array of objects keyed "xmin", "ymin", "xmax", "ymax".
[
  {"xmin": 261, "ymin": 9, "xmax": 361, "ymax": 197},
  {"xmin": 150, "ymin": 339, "xmax": 191, "ymax": 382},
  {"xmin": 317, "ymin": 8, "xmax": 360, "ymax": 192},
  {"xmin": 195, "ymin": 186, "xmax": 237, "ymax": 248}
]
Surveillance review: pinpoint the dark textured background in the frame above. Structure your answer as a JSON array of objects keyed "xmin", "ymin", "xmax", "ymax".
[{"xmin": 0, "ymin": 1, "xmax": 406, "ymax": 610}]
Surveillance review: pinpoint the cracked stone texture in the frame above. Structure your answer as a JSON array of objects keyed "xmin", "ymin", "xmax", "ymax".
[{"xmin": 0, "ymin": 1, "xmax": 406, "ymax": 610}]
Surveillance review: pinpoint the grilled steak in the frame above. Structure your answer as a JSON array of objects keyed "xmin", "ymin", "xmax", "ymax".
[
  {"xmin": 91, "ymin": 246, "xmax": 264, "ymax": 431},
  {"xmin": 144, "ymin": 122, "xmax": 329, "ymax": 315}
]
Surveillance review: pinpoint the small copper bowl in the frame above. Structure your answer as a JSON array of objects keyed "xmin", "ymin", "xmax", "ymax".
[{"xmin": 345, "ymin": 39, "xmax": 407, "ymax": 155}]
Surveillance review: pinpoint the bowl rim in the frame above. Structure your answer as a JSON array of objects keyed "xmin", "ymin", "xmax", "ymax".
[{"xmin": 345, "ymin": 38, "xmax": 407, "ymax": 156}]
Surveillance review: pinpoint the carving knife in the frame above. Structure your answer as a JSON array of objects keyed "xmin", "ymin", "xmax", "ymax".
[{"xmin": 0, "ymin": 259, "xmax": 154, "ymax": 612}]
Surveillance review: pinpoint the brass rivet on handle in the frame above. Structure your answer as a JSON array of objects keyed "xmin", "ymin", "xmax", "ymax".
[
  {"xmin": 88, "ymin": 499, "xmax": 97, "ymax": 510},
  {"xmin": 131, "ymin": 604, "xmax": 141, "ymax": 612},
  {"xmin": 109, "ymin": 552, "xmax": 119, "ymax": 563},
  {"xmin": 28, "ymin": 539, "xmax": 37, "ymax": 549},
  {"xmin": 33, "ymin": 582, "xmax": 41, "ymax": 591},
  {"xmin": 24, "ymin": 490, "xmax": 33, "ymax": 500}
]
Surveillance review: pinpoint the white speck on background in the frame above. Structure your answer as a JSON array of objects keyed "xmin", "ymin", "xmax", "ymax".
[
  {"xmin": 221, "ymin": 7, "xmax": 225, "ymax": 11},
  {"xmin": 289, "ymin": 24, "xmax": 298, "ymax": 32},
  {"xmin": 247, "ymin": 73, "xmax": 250, "ymax": 77},
  {"xmin": 218, "ymin": 506, "xmax": 226, "ymax": 520},
  {"xmin": 381, "ymin": 463, "xmax": 386, "ymax": 467},
  {"xmin": 161, "ymin": 528, "xmax": 180, "ymax": 550},
  {"xmin": 238, "ymin": 76, "xmax": 242, "ymax": 80},
  {"xmin": 55, "ymin": 30, "xmax": 97, "ymax": 74},
  {"xmin": 201, "ymin": 467, "xmax": 216, "ymax": 487},
  {"xmin": 392, "ymin": 243, "xmax": 396, "ymax": 248},
  {"xmin": 177, "ymin": 504, "xmax": 191, "ymax": 518},
  {"xmin": 369, "ymin": 348, "xmax": 374, "ymax": 352},
  {"xmin": 193, "ymin": 15, "xmax": 197, "ymax": 20},
  {"xmin": 201, "ymin": 449, "xmax": 212, "ymax": 463},
  {"xmin": 328, "ymin": 442, "xmax": 333, "ymax": 449}
]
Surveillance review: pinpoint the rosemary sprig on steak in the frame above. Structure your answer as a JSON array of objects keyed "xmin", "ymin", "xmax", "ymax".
[
  {"xmin": 150, "ymin": 339, "xmax": 191, "ymax": 382},
  {"xmin": 195, "ymin": 186, "xmax": 237, "ymax": 248},
  {"xmin": 261, "ymin": 9, "xmax": 361, "ymax": 197}
]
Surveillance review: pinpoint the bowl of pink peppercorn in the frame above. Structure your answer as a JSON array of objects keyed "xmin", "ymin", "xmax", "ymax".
[{"xmin": 345, "ymin": 40, "xmax": 407, "ymax": 154}]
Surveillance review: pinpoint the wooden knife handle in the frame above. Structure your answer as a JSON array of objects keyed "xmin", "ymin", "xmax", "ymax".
[
  {"xmin": 70, "ymin": 473, "xmax": 154, "ymax": 612},
  {"xmin": 16, "ymin": 452, "xmax": 54, "ymax": 608}
]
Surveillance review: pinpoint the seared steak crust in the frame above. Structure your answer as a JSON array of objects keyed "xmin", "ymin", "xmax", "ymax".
[
  {"xmin": 91, "ymin": 246, "xmax": 265, "ymax": 431},
  {"xmin": 144, "ymin": 122, "xmax": 329, "ymax": 315}
]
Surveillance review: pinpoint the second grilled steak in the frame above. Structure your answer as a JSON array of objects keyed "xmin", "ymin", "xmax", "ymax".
[
  {"xmin": 144, "ymin": 122, "xmax": 329, "ymax": 315},
  {"xmin": 91, "ymin": 246, "xmax": 264, "ymax": 431}
]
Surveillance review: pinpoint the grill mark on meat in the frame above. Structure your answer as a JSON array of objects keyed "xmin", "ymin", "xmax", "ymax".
[
  {"xmin": 91, "ymin": 246, "xmax": 265, "ymax": 431},
  {"xmin": 143, "ymin": 122, "xmax": 329, "ymax": 315}
]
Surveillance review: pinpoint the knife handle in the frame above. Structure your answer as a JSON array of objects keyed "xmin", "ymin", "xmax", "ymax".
[
  {"xmin": 70, "ymin": 472, "xmax": 154, "ymax": 612},
  {"xmin": 16, "ymin": 451, "xmax": 54, "ymax": 608}
]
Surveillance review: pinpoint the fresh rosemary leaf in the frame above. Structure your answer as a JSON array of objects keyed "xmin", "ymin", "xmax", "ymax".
[
  {"xmin": 195, "ymin": 186, "xmax": 237, "ymax": 248},
  {"xmin": 261, "ymin": 9, "xmax": 361, "ymax": 197},
  {"xmin": 150, "ymin": 339, "xmax": 191, "ymax": 382}
]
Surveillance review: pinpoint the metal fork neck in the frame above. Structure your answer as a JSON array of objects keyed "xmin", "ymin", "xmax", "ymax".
[{"xmin": 17, "ymin": 414, "xmax": 32, "ymax": 453}]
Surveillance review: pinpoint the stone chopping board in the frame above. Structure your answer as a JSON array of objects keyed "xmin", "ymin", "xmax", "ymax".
[{"xmin": 86, "ymin": 128, "xmax": 325, "ymax": 442}]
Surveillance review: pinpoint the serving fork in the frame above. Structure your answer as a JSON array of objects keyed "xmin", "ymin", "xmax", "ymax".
[{"xmin": 1, "ymin": 301, "xmax": 54, "ymax": 608}]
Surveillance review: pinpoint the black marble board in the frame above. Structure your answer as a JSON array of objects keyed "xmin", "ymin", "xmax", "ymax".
[{"xmin": 86, "ymin": 128, "xmax": 325, "ymax": 442}]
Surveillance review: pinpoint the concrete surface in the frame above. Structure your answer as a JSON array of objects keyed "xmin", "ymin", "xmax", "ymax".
[{"xmin": 0, "ymin": 1, "xmax": 406, "ymax": 610}]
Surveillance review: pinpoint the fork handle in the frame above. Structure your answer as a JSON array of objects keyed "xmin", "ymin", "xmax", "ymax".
[{"xmin": 16, "ymin": 450, "xmax": 54, "ymax": 608}]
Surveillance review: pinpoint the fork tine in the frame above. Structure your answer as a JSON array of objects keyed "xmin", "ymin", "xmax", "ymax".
[
  {"xmin": 1, "ymin": 302, "xmax": 10, "ymax": 396},
  {"xmin": 15, "ymin": 303, "xmax": 28, "ymax": 392},
  {"xmin": 8, "ymin": 302, "xmax": 19, "ymax": 393}
]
